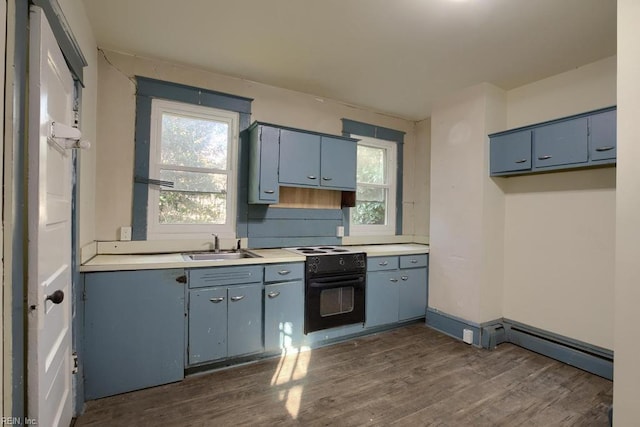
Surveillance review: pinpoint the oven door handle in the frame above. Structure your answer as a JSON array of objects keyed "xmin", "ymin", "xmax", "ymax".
[{"xmin": 309, "ymin": 277, "xmax": 364, "ymax": 289}]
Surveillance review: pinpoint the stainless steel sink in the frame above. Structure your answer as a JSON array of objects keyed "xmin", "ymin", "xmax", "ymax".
[{"xmin": 182, "ymin": 250, "xmax": 260, "ymax": 261}]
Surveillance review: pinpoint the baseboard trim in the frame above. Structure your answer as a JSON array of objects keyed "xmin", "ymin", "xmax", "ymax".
[
  {"xmin": 427, "ymin": 310, "xmax": 613, "ymax": 380},
  {"xmin": 426, "ymin": 308, "xmax": 482, "ymax": 347}
]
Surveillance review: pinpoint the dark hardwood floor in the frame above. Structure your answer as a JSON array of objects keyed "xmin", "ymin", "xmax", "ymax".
[{"xmin": 75, "ymin": 324, "xmax": 612, "ymax": 426}]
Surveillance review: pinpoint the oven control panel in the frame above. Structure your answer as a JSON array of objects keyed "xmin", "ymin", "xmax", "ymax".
[{"xmin": 307, "ymin": 253, "xmax": 366, "ymax": 276}]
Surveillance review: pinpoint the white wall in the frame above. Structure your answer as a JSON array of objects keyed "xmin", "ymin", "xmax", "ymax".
[
  {"xmin": 614, "ymin": 0, "xmax": 640, "ymax": 423},
  {"xmin": 429, "ymin": 83, "xmax": 506, "ymax": 324},
  {"xmin": 57, "ymin": 0, "xmax": 98, "ymax": 248},
  {"xmin": 502, "ymin": 56, "xmax": 616, "ymax": 349},
  {"xmin": 94, "ymin": 50, "xmax": 422, "ymax": 242}
]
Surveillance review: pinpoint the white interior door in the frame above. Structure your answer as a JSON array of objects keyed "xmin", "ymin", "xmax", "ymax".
[{"xmin": 27, "ymin": 7, "xmax": 74, "ymax": 426}]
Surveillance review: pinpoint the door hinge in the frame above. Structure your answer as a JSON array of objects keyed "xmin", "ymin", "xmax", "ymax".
[{"xmin": 72, "ymin": 352, "xmax": 79, "ymax": 374}]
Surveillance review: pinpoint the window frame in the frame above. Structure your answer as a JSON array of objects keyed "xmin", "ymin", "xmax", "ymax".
[
  {"xmin": 349, "ymin": 135, "xmax": 397, "ymax": 236},
  {"xmin": 132, "ymin": 77, "xmax": 252, "ymax": 241},
  {"xmin": 145, "ymin": 99, "xmax": 239, "ymax": 240}
]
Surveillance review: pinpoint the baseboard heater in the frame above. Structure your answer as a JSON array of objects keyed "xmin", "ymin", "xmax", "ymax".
[{"xmin": 483, "ymin": 319, "xmax": 613, "ymax": 381}]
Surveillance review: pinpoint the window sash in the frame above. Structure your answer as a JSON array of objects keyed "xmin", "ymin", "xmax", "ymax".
[
  {"xmin": 350, "ymin": 136, "xmax": 397, "ymax": 236},
  {"xmin": 147, "ymin": 99, "xmax": 238, "ymax": 238}
]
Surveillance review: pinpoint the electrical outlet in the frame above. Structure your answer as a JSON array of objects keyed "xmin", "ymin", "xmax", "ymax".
[
  {"xmin": 120, "ymin": 226, "xmax": 132, "ymax": 241},
  {"xmin": 463, "ymin": 329, "xmax": 473, "ymax": 345},
  {"xmin": 336, "ymin": 226, "xmax": 345, "ymax": 237}
]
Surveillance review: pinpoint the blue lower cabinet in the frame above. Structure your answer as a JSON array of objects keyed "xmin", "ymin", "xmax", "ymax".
[
  {"xmin": 366, "ymin": 271, "xmax": 400, "ymax": 328},
  {"xmin": 227, "ymin": 284, "xmax": 263, "ymax": 357},
  {"xmin": 188, "ymin": 283, "xmax": 263, "ymax": 365},
  {"xmin": 188, "ymin": 288, "xmax": 228, "ymax": 364},
  {"xmin": 83, "ymin": 269, "xmax": 186, "ymax": 400},
  {"xmin": 264, "ymin": 280, "xmax": 304, "ymax": 352},
  {"xmin": 398, "ymin": 267, "xmax": 428, "ymax": 321},
  {"xmin": 366, "ymin": 256, "xmax": 429, "ymax": 328}
]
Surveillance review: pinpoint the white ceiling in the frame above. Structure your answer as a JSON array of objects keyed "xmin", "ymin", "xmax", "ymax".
[{"xmin": 81, "ymin": 0, "xmax": 616, "ymax": 121}]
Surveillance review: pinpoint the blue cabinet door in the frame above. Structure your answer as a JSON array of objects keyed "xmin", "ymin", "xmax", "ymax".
[
  {"xmin": 533, "ymin": 117, "xmax": 588, "ymax": 168},
  {"xmin": 278, "ymin": 129, "xmax": 321, "ymax": 187},
  {"xmin": 264, "ymin": 280, "xmax": 304, "ymax": 352},
  {"xmin": 188, "ymin": 287, "xmax": 227, "ymax": 365},
  {"xmin": 320, "ymin": 136, "xmax": 357, "ymax": 190},
  {"xmin": 248, "ymin": 124, "xmax": 279, "ymax": 204},
  {"xmin": 365, "ymin": 270, "xmax": 400, "ymax": 328},
  {"xmin": 84, "ymin": 269, "xmax": 185, "ymax": 400},
  {"xmin": 489, "ymin": 130, "xmax": 532, "ymax": 175},
  {"xmin": 227, "ymin": 283, "xmax": 263, "ymax": 357},
  {"xmin": 398, "ymin": 268, "xmax": 428, "ymax": 321},
  {"xmin": 589, "ymin": 110, "xmax": 617, "ymax": 162}
]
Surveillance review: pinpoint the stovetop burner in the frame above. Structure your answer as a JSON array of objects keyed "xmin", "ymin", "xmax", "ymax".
[{"xmin": 286, "ymin": 245, "xmax": 359, "ymax": 256}]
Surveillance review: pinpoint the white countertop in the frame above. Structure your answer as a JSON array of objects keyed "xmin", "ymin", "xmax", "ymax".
[{"xmin": 80, "ymin": 244, "xmax": 429, "ymax": 272}]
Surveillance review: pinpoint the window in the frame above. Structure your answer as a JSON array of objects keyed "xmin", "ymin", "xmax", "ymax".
[
  {"xmin": 350, "ymin": 135, "xmax": 397, "ymax": 236},
  {"xmin": 146, "ymin": 99, "xmax": 238, "ymax": 239}
]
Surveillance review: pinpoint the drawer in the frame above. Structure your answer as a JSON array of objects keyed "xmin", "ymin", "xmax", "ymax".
[
  {"xmin": 264, "ymin": 263, "xmax": 304, "ymax": 282},
  {"xmin": 367, "ymin": 256, "xmax": 399, "ymax": 272},
  {"xmin": 188, "ymin": 265, "xmax": 263, "ymax": 288},
  {"xmin": 400, "ymin": 254, "xmax": 428, "ymax": 269}
]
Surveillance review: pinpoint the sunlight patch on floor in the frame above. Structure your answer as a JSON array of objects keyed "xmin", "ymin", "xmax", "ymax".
[{"xmin": 270, "ymin": 331, "xmax": 313, "ymax": 420}]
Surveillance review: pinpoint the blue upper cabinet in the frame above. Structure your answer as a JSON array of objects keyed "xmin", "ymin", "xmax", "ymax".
[
  {"xmin": 489, "ymin": 106, "xmax": 616, "ymax": 177},
  {"xmin": 589, "ymin": 110, "xmax": 617, "ymax": 162},
  {"xmin": 489, "ymin": 130, "xmax": 532, "ymax": 175},
  {"xmin": 533, "ymin": 117, "xmax": 588, "ymax": 168},
  {"xmin": 279, "ymin": 129, "xmax": 322, "ymax": 187},
  {"xmin": 320, "ymin": 136, "xmax": 357, "ymax": 190},
  {"xmin": 248, "ymin": 122, "xmax": 358, "ymax": 203},
  {"xmin": 248, "ymin": 124, "xmax": 280, "ymax": 204}
]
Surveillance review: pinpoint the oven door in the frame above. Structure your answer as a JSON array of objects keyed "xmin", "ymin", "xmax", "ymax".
[{"xmin": 305, "ymin": 273, "xmax": 365, "ymax": 334}]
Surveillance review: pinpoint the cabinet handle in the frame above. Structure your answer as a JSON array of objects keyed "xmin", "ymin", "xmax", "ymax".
[
  {"xmin": 267, "ymin": 291, "xmax": 280, "ymax": 299},
  {"xmin": 322, "ymin": 177, "xmax": 332, "ymax": 181},
  {"xmin": 230, "ymin": 295, "xmax": 245, "ymax": 302},
  {"xmin": 379, "ymin": 261, "xmax": 388, "ymax": 266},
  {"xmin": 401, "ymin": 276, "xmax": 409, "ymax": 281},
  {"xmin": 175, "ymin": 275, "xmax": 187, "ymax": 284},
  {"xmin": 595, "ymin": 146, "xmax": 615, "ymax": 152},
  {"xmin": 514, "ymin": 159, "xmax": 527, "ymax": 164},
  {"xmin": 264, "ymin": 189, "xmax": 275, "ymax": 194},
  {"xmin": 410, "ymin": 259, "xmax": 418, "ymax": 264},
  {"xmin": 307, "ymin": 175, "xmax": 317, "ymax": 180},
  {"xmin": 538, "ymin": 155, "xmax": 552, "ymax": 160},
  {"xmin": 390, "ymin": 278, "xmax": 399, "ymax": 283},
  {"xmin": 278, "ymin": 270, "xmax": 290, "ymax": 275},
  {"xmin": 209, "ymin": 297, "xmax": 225, "ymax": 303}
]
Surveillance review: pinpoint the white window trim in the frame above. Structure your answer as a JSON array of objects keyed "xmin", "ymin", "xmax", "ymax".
[
  {"xmin": 146, "ymin": 99, "xmax": 239, "ymax": 240},
  {"xmin": 349, "ymin": 135, "xmax": 397, "ymax": 236}
]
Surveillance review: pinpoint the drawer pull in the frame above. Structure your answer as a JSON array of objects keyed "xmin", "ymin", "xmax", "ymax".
[
  {"xmin": 379, "ymin": 261, "xmax": 388, "ymax": 266},
  {"xmin": 267, "ymin": 291, "xmax": 280, "ymax": 299},
  {"xmin": 307, "ymin": 175, "xmax": 317, "ymax": 180},
  {"xmin": 175, "ymin": 275, "xmax": 187, "ymax": 284},
  {"xmin": 538, "ymin": 155, "xmax": 552, "ymax": 160},
  {"xmin": 410, "ymin": 259, "xmax": 418, "ymax": 264},
  {"xmin": 595, "ymin": 146, "xmax": 615, "ymax": 152},
  {"xmin": 514, "ymin": 159, "xmax": 527, "ymax": 164},
  {"xmin": 390, "ymin": 278, "xmax": 399, "ymax": 283},
  {"xmin": 264, "ymin": 189, "xmax": 275, "ymax": 194},
  {"xmin": 322, "ymin": 177, "xmax": 333, "ymax": 181},
  {"xmin": 401, "ymin": 276, "xmax": 409, "ymax": 281},
  {"xmin": 278, "ymin": 270, "xmax": 291, "ymax": 275},
  {"xmin": 209, "ymin": 297, "xmax": 225, "ymax": 303},
  {"xmin": 230, "ymin": 295, "xmax": 245, "ymax": 302}
]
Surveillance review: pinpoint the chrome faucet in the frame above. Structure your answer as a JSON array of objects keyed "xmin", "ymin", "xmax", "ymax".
[{"xmin": 212, "ymin": 234, "xmax": 220, "ymax": 253}]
